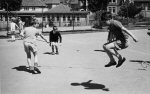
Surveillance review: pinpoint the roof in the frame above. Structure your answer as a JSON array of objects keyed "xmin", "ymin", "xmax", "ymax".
[
  {"xmin": 42, "ymin": 0, "xmax": 60, "ymax": 4},
  {"xmin": 45, "ymin": 4, "xmax": 88, "ymax": 14},
  {"xmin": 22, "ymin": 0, "xmax": 46, "ymax": 7},
  {"xmin": 45, "ymin": 4, "xmax": 71, "ymax": 13},
  {"xmin": 61, "ymin": 0, "xmax": 79, "ymax": 4}
]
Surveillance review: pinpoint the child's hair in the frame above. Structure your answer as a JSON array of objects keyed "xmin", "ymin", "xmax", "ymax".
[
  {"xmin": 106, "ymin": 13, "xmax": 112, "ymax": 20},
  {"xmin": 53, "ymin": 25, "xmax": 57, "ymax": 30}
]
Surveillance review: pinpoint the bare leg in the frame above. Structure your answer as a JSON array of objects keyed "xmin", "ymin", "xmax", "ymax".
[
  {"xmin": 103, "ymin": 42, "xmax": 117, "ymax": 62},
  {"xmin": 26, "ymin": 51, "xmax": 34, "ymax": 70},
  {"xmin": 33, "ymin": 51, "xmax": 38, "ymax": 67},
  {"xmin": 52, "ymin": 45, "xmax": 54, "ymax": 52},
  {"xmin": 55, "ymin": 45, "xmax": 59, "ymax": 54},
  {"xmin": 33, "ymin": 51, "xmax": 41, "ymax": 73},
  {"xmin": 114, "ymin": 49, "xmax": 123, "ymax": 60}
]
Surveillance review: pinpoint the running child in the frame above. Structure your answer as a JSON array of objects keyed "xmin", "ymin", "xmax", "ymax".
[{"xmin": 10, "ymin": 18, "xmax": 20, "ymax": 41}]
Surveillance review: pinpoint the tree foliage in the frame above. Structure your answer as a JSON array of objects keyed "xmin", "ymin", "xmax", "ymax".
[
  {"xmin": 87, "ymin": 0, "xmax": 109, "ymax": 12},
  {"xmin": 118, "ymin": 0, "xmax": 142, "ymax": 18},
  {"xmin": 0, "ymin": 0, "xmax": 22, "ymax": 11}
]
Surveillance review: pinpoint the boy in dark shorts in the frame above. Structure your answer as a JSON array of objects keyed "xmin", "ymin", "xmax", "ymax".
[
  {"xmin": 103, "ymin": 14, "xmax": 138, "ymax": 68},
  {"xmin": 49, "ymin": 26, "xmax": 62, "ymax": 55}
]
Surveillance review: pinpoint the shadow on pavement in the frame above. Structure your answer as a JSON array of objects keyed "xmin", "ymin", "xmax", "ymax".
[
  {"xmin": 71, "ymin": 80, "xmax": 109, "ymax": 91},
  {"xmin": 130, "ymin": 60, "xmax": 150, "ymax": 70},
  {"xmin": 0, "ymin": 35, "xmax": 9, "ymax": 39},
  {"xmin": 44, "ymin": 52, "xmax": 55, "ymax": 55},
  {"xmin": 12, "ymin": 65, "xmax": 41, "ymax": 74},
  {"xmin": 94, "ymin": 50, "xmax": 106, "ymax": 52},
  {"xmin": 130, "ymin": 60, "xmax": 150, "ymax": 64}
]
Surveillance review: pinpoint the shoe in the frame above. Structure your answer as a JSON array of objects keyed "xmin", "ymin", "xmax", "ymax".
[
  {"xmin": 105, "ymin": 62, "xmax": 117, "ymax": 67},
  {"xmin": 29, "ymin": 66, "xmax": 36, "ymax": 74},
  {"xmin": 34, "ymin": 67, "xmax": 41, "ymax": 74},
  {"xmin": 29, "ymin": 66, "xmax": 34, "ymax": 70},
  {"xmin": 116, "ymin": 57, "xmax": 126, "ymax": 68},
  {"xmin": 50, "ymin": 52, "xmax": 55, "ymax": 55},
  {"xmin": 55, "ymin": 52, "xmax": 59, "ymax": 55}
]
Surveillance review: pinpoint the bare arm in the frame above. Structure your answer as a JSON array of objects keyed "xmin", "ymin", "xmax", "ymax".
[
  {"xmin": 39, "ymin": 33, "xmax": 48, "ymax": 43},
  {"xmin": 122, "ymin": 26, "xmax": 138, "ymax": 42}
]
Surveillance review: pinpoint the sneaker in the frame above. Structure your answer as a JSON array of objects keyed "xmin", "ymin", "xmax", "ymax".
[
  {"xmin": 29, "ymin": 66, "xmax": 36, "ymax": 74},
  {"xmin": 29, "ymin": 66, "xmax": 34, "ymax": 71},
  {"xmin": 55, "ymin": 52, "xmax": 59, "ymax": 55},
  {"xmin": 50, "ymin": 52, "xmax": 55, "ymax": 55},
  {"xmin": 34, "ymin": 67, "xmax": 41, "ymax": 74},
  {"xmin": 116, "ymin": 57, "xmax": 126, "ymax": 68},
  {"xmin": 105, "ymin": 62, "xmax": 117, "ymax": 67}
]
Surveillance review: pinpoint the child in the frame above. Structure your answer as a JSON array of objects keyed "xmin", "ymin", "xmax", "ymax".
[
  {"xmin": 49, "ymin": 26, "xmax": 62, "ymax": 55},
  {"xmin": 103, "ymin": 13, "xmax": 138, "ymax": 68},
  {"xmin": 21, "ymin": 20, "xmax": 48, "ymax": 74},
  {"xmin": 10, "ymin": 18, "xmax": 20, "ymax": 41}
]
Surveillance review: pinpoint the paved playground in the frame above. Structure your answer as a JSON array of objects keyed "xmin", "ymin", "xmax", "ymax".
[{"xmin": 0, "ymin": 29, "xmax": 150, "ymax": 94}]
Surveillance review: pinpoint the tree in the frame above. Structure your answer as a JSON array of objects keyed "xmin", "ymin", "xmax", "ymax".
[
  {"xmin": 87, "ymin": 0, "xmax": 109, "ymax": 12},
  {"xmin": 118, "ymin": 0, "xmax": 142, "ymax": 18},
  {"xmin": 0, "ymin": 0, "xmax": 22, "ymax": 11},
  {"xmin": 79, "ymin": 0, "xmax": 87, "ymax": 11},
  {"xmin": 85, "ymin": 0, "xmax": 109, "ymax": 29}
]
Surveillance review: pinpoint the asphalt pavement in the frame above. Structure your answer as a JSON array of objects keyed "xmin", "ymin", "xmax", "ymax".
[{"xmin": 0, "ymin": 29, "xmax": 150, "ymax": 94}]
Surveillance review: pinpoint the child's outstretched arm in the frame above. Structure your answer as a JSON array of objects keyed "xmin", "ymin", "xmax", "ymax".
[
  {"xmin": 122, "ymin": 26, "xmax": 138, "ymax": 42},
  {"xmin": 39, "ymin": 34, "xmax": 48, "ymax": 43}
]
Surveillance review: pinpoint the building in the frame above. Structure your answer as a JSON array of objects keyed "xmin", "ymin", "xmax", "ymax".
[
  {"xmin": 134, "ymin": 0, "xmax": 150, "ymax": 17},
  {"xmin": 107, "ymin": 0, "xmax": 120, "ymax": 15},
  {"xmin": 0, "ymin": 0, "xmax": 89, "ymax": 27}
]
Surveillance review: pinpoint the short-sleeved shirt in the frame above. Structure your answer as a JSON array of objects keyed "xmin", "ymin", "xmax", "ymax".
[
  {"xmin": 108, "ymin": 20, "xmax": 129, "ymax": 43},
  {"xmin": 23, "ymin": 26, "xmax": 40, "ymax": 45}
]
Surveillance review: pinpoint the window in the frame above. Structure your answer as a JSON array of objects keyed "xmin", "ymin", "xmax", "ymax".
[
  {"xmin": 109, "ymin": 0, "xmax": 116, "ymax": 3},
  {"xmin": 112, "ymin": 7, "xmax": 116, "ymax": 13},
  {"xmin": 57, "ymin": 16, "xmax": 59, "ymax": 22},
  {"xmin": 108, "ymin": 7, "xmax": 116, "ymax": 14},
  {"xmin": 63, "ymin": 16, "xmax": 66, "ymax": 21},
  {"xmin": 113, "ymin": 0, "xmax": 116, "ymax": 3},
  {"xmin": 52, "ymin": 16, "xmax": 55, "ymax": 21},
  {"xmin": 68, "ymin": 16, "xmax": 70, "ymax": 21},
  {"xmin": 77, "ymin": 16, "xmax": 80, "ymax": 22},
  {"xmin": 24, "ymin": 7, "xmax": 29, "ymax": 11},
  {"xmin": 72, "ymin": 15, "xmax": 75, "ymax": 21},
  {"xmin": 108, "ymin": 7, "xmax": 112, "ymax": 12},
  {"xmin": 43, "ymin": 16, "xmax": 45, "ymax": 21},
  {"xmin": 32, "ymin": 7, "xmax": 35, "ymax": 11}
]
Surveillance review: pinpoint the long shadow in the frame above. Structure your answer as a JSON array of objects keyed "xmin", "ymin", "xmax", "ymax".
[
  {"xmin": 130, "ymin": 60, "xmax": 150, "ymax": 64},
  {"xmin": 130, "ymin": 60, "xmax": 150, "ymax": 70},
  {"xmin": 71, "ymin": 80, "xmax": 109, "ymax": 91},
  {"xmin": 94, "ymin": 50, "xmax": 106, "ymax": 52},
  {"xmin": 12, "ymin": 65, "xmax": 39, "ymax": 74},
  {"xmin": 0, "ymin": 35, "xmax": 10, "ymax": 39},
  {"xmin": 43, "ymin": 52, "xmax": 55, "ymax": 55}
]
